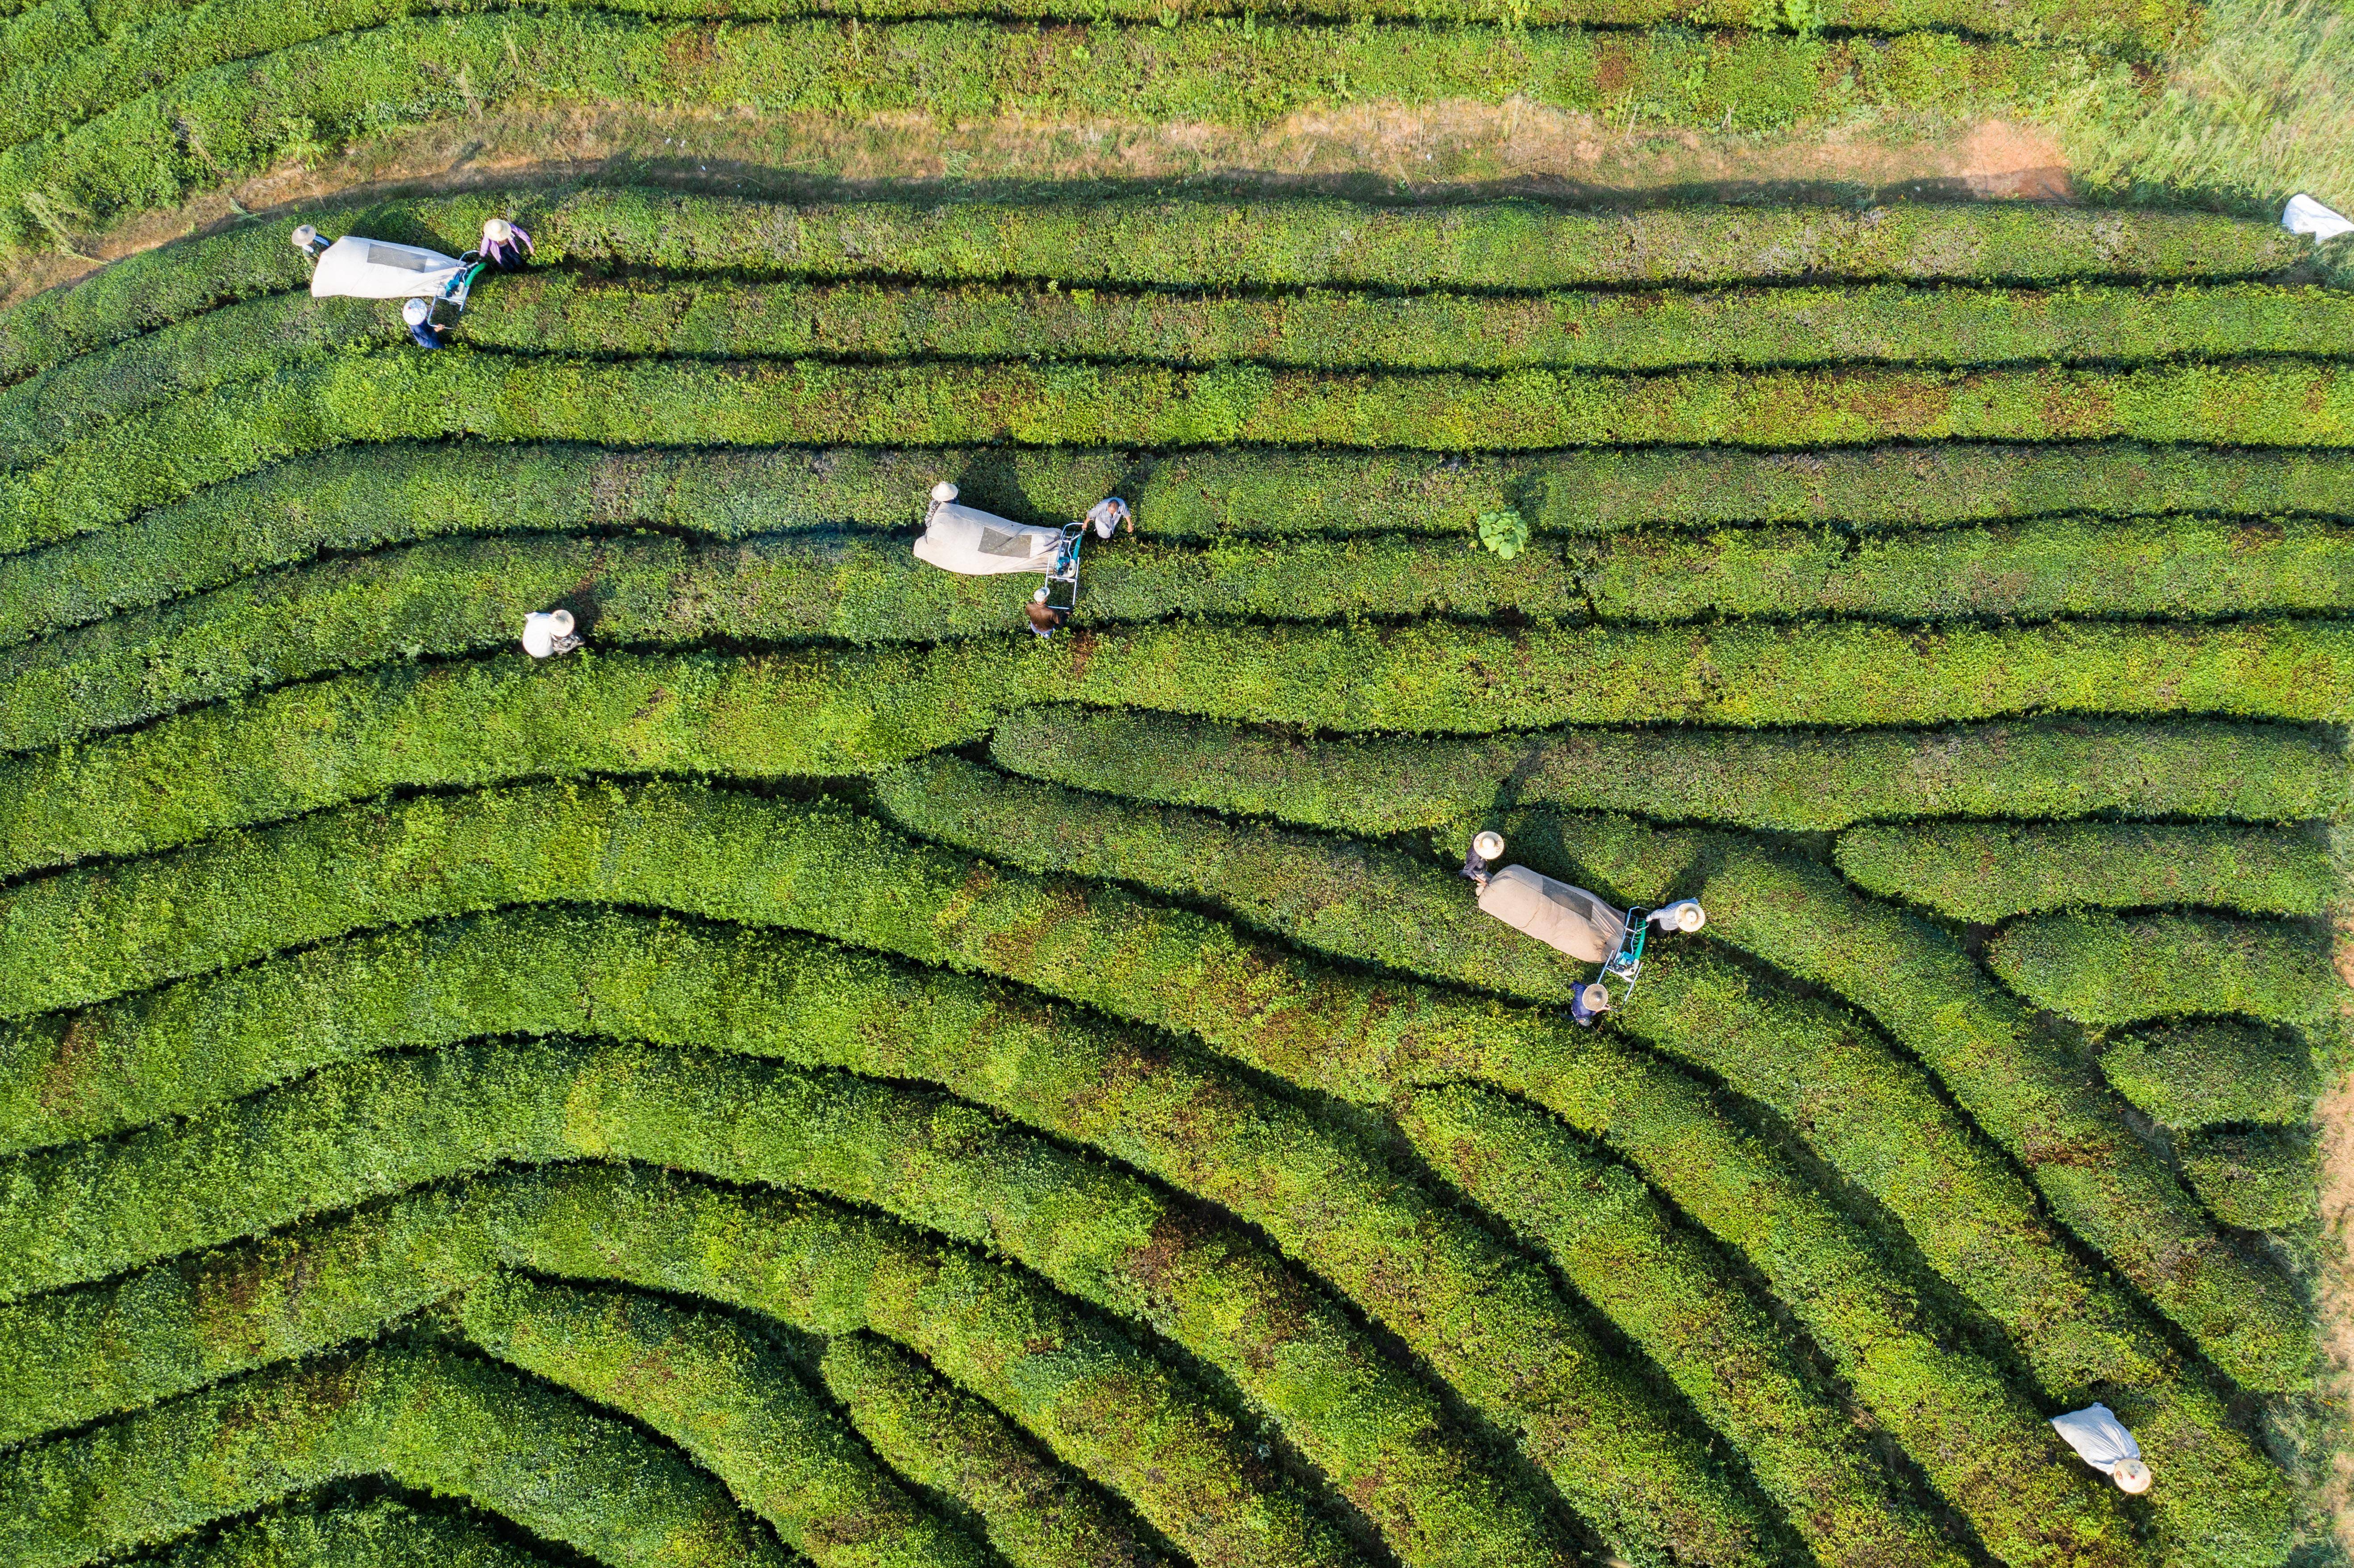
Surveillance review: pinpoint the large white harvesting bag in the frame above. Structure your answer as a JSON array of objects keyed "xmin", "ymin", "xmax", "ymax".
[
  {"xmin": 912, "ymin": 482, "xmax": 1069, "ymax": 576},
  {"xmin": 1476, "ymin": 865, "xmax": 1630, "ymax": 964},
  {"xmin": 2282, "ymin": 194, "xmax": 2353, "ymax": 242},
  {"xmin": 2050, "ymin": 1404, "xmax": 2153, "ymax": 1494},
  {"xmin": 309, "ymin": 235, "xmax": 472, "ymax": 300}
]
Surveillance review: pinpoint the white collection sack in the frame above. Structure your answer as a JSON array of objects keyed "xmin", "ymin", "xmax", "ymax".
[
  {"xmin": 2283, "ymin": 193, "xmax": 2354, "ymax": 242},
  {"xmin": 2050, "ymin": 1403, "xmax": 2152, "ymax": 1493}
]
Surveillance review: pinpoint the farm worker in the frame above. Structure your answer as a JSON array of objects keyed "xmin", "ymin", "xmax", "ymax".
[
  {"xmin": 403, "ymin": 298, "xmax": 450, "ymax": 351},
  {"xmin": 1460, "ymin": 829, "xmax": 1503, "ymax": 890},
  {"xmin": 2049, "ymin": 1405, "xmax": 2152, "ymax": 1494},
  {"xmin": 1025, "ymin": 589, "xmax": 1068, "ymax": 640},
  {"xmin": 1085, "ymin": 497, "xmax": 1133, "ymax": 540},
  {"xmin": 1570, "ymin": 982, "xmax": 1609, "ymax": 1027},
  {"xmin": 290, "ymin": 223, "xmax": 331, "ymax": 259},
  {"xmin": 521, "ymin": 608, "xmax": 581, "ymax": 658},
  {"xmin": 481, "ymin": 217, "xmax": 535, "ymax": 270}
]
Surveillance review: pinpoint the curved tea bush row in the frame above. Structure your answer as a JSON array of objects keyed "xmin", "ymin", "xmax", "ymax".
[
  {"xmin": 1987, "ymin": 911, "xmax": 2340, "ymax": 1028},
  {"xmin": 33, "ymin": 512, "xmax": 2354, "ymax": 757},
  {"xmin": 27, "ymin": 441, "xmax": 2354, "ymax": 654},
  {"xmin": 1, "ymin": 1171, "xmax": 1179, "ymax": 1568},
  {"xmin": 868, "ymin": 756, "xmax": 2296, "ymax": 1562},
  {"xmin": 978, "ymin": 720, "xmax": 2313, "ymax": 1389},
  {"xmin": 1833, "ymin": 822, "xmax": 2338, "ymax": 920},
  {"xmin": 0, "ymin": 906, "xmax": 1954, "ymax": 1568},
  {"xmin": 25, "ymin": 276, "xmax": 2354, "ymax": 474},
  {"xmin": 0, "ymin": 1036, "xmax": 1625, "ymax": 1568},
  {"xmin": 2178, "ymin": 1130, "xmax": 2318, "ymax": 1232},
  {"xmin": 12, "ymin": 615, "xmax": 2354, "ymax": 877},
  {"xmin": 0, "ymin": 1342, "xmax": 801, "ymax": 1568},
  {"xmin": 3, "ymin": 187, "xmax": 2304, "ymax": 381},
  {"xmin": 1504, "ymin": 812, "xmax": 2312, "ymax": 1392},
  {"xmin": 0, "ymin": 780, "xmax": 2138, "ymax": 1561},
  {"xmin": 161, "ymin": 1500, "xmax": 558, "ymax": 1568},
  {"xmin": 988, "ymin": 707, "xmax": 2347, "ymax": 833},
  {"xmin": 20, "ymin": 351, "xmax": 2354, "ymax": 554},
  {"xmin": 817, "ymin": 1331, "xmax": 1177, "ymax": 1568},
  {"xmin": 2101, "ymin": 1021, "xmax": 2317, "ymax": 1130},
  {"xmin": 453, "ymin": 1271, "xmax": 997, "ymax": 1568}
]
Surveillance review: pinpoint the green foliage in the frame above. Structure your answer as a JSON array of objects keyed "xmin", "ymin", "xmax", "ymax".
[
  {"xmin": 21, "ymin": 350, "xmax": 2354, "ymax": 555},
  {"xmin": 870, "ymin": 757, "xmax": 2297, "ymax": 1564},
  {"xmin": 1476, "ymin": 508, "xmax": 1529, "ymax": 558},
  {"xmin": 161, "ymin": 1500, "xmax": 558, "ymax": 1568},
  {"xmin": 0, "ymin": 1035, "xmax": 1572, "ymax": 1568},
  {"xmin": 964, "ymin": 715, "xmax": 2316, "ymax": 1397},
  {"xmin": 0, "ymin": 21, "xmax": 2157, "ymax": 252},
  {"xmin": 0, "ymin": 1162, "xmax": 1271, "ymax": 1568},
  {"xmin": 0, "ymin": 905, "xmax": 1844, "ymax": 1568},
  {"xmin": 1987, "ymin": 911, "xmax": 2340, "ymax": 1028},
  {"xmin": 2101, "ymin": 1021, "xmax": 2317, "ymax": 1130},
  {"xmin": 454, "ymin": 1272, "xmax": 998, "ymax": 1568},
  {"xmin": 34, "ymin": 274, "xmax": 2354, "ymax": 475},
  {"xmin": 1, "ymin": 187, "xmax": 2305, "ymax": 378},
  {"xmin": 817, "ymin": 1332, "xmax": 1175, "ymax": 1568},
  {"xmin": 0, "ymin": 1342, "xmax": 800, "ymax": 1568},
  {"xmin": 2178, "ymin": 1128, "xmax": 2319, "ymax": 1232},
  {"xmin": 1833, "ymin": 822, "xmax": 2338, "ymax": 921},
  {"xmin": 988, "ymin": 706, "xmax": 2347, "ymax": 833}
]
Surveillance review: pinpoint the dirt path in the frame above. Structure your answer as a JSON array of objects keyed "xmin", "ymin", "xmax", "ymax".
[
  {"xmin": 2322, "ymin": 916, "xmax": 2354, "ymax": 1555},
  {"xmin": 5, "ymin": 100, "xmax": 2074, "ymax": 307}
]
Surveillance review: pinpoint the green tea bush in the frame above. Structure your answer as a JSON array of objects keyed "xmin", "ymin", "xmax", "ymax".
[
  {"xmin": 0, "ymin": 1343, "xmax": 801, "ymax": 1568},
  {"xmin": 870, "ymin": 757, "xmax": 2296, "ymax": 1563},
  {"xmin": 454, "ymin": 1271, "xmax": 999, "ymax": 1568},
  {"xmin": 23, "ymin": 441, "xmax": 2354, "ymax": 653},
  {"xmin": 2101, "ymin": 1021, "xmax": 2317, "ymax": 1130},
  {"xmin": 965, "ymin": 721, "xmax": 2313, "ymax": 1396},
  {"xmin": 0, "ymin": 1036, "xmax": 1595, "ymax": 1568},
  {"xmin": 1832, "ymin": 822, "xmax": 2338, "ymax": 921},
  {"xmin": 26, "ymin": 276, "xmax": 2354, "ymax": 474},
  {"xmin": 1987, "ymin": 911, "xmax": 2339, "ymax": 1028},
  {"xmin": 1532, "ymin": 816, "xmax": 2312, "ymax": 1393},
  {"xmin": 2, "ymin": 188, "xmax": 2302, "ymax": 379},
  {"xmin": 0, "ymin": 1163, "xmax": 1275, "ymax": 1568},
  {"xmin": 0, "ymin": 907, "xmax": 1941, "ymax": 1568},
  {"xmin": 2177, "ymin": 1128, "xmax": 2319, "ymax": 1232},
  {"xmin": 161, "ymin": 1499, "xmax": 557, "ymax": 1568},
  {"xmin": 816, "ymin": 1331, "xmax": 1177, "ymax": 1568},
  {"xmin": 0, "ymin": 781, "xmax": 2132, "ymax": 1562},
  {"xmin": 988, "ymin": 707, "xmax": 2347, "ymax": 833},
  {"xmin": 19, "ymin": 351, "xmax": 2354, "ymax": 554}
]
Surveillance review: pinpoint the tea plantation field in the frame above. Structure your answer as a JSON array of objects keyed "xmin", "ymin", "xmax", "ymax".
[{"xmin": 0, "ymin": 175, "xmax": 2348, "ymax": 1568}]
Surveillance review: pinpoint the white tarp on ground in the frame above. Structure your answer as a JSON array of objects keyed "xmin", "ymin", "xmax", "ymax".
[
  {"xmin": 2050, "ymin": 1404, "xmax": 2142, "ymax": 1477},
  {"xmin": 2283, "ymin": 194, "xmax": 2354, "ymax": 242},
  {"xmin": 913, "ymin": 501, "xmax": 1065, "ymax": 575},
  {"xmin": 310, "ymin": 235, "xmax": 467, "ymax": 299},
  {"xmin": 1477, "ymin": 865, "xmax": 1629, "ymax": 963}
]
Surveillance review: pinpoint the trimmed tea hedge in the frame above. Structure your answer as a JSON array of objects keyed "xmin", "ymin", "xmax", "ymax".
[
  {"xmin": 22, "ymin": 441, "xmax": 2354, "ymax": 658},
  {"xmin": 2178, "ymin": 1129, "xmax": 2319, "ymax": 1232},
  {"xmin": 816, "ymin": 1331, "xmax": 1176, "ymax": 1568},
  {"xmin": 1987, "ymin": 911, "xmax": 2340, "ymax": 1028},
  {"xmin": 964, "ymin": 721, "xmax": 2314, "ymax": 1395},
  {"xmin": 1523, "ymin": 815, "xmax": 2313, "ymax": 1393},
  {"xmin": 19, "ymin": 351, "xmax": 2354, "ymax": 554},
  {"xmin": 1832, "ymin": 822, "xmax": 2338, "ymax": 921},
  {"xmin": 870, "ymin": 756, "xmax": 2296, "ymax": 1563},
  {"xmin": 0, "ymin": 1343, "xmax": 800, "ymax": 1568},
  {"xmin": 0, "ymin": 1036, "xmax": 1608, "ymax": 1568},
  {"xmin": 23, "ymin": 276, "xmax": 2354, "ymax": 475},
  {"xmin": 0, "ymin": 1163, "xmax": 1274, "ymax": 1568},
  {"xmin": 161, "ymin": 1500, "xmax": 557, "ymax": 1568},
  {"xmin": 453, "ymin": 1270, "xmax": 999, "ymax": 1568},
  {"xmin": 988, "ymin": 707, "xmax": 2348, "ymax": 833},
  {"xmin": 2101, "ymin": 1021, "xmax": 2318, "ymax": 1130}
]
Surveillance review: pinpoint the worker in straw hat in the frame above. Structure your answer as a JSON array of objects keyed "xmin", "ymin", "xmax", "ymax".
[
  {"xmin": 480, "ymin": 216, "xmax": 535, "ymax": 271},
  {"xmin": 2050, "ymin": 1404, "xmax": 2152, "ymax": 1494},
  {"xmin": 402, "ymin": 298, "xmax": 450, "ymax": 351}
]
